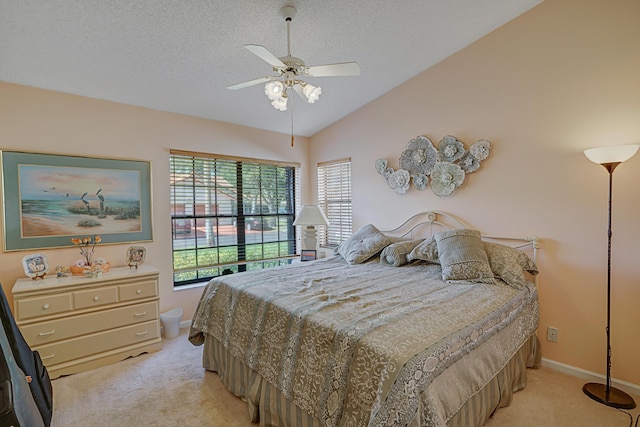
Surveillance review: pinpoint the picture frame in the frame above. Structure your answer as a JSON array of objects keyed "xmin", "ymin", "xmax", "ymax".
[
  {"xmin": 1, "ymin": 150, "xmax": 153, "ymax": 251},
  {"xmin": 300, "ymin": 249, "xmax": 317, "ymax": 261},
  {"xmin": 126, "ymin": 245, "xmax": 146, "ymax": 268},
  {"xmin": 22, "ymin": 253, "xmax": 49, "ymax": 279}
]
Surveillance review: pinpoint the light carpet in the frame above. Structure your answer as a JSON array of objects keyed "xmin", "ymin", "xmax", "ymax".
[{"xmin": 52, "ymin": 328, "xmax": 640, "ymax": 427}]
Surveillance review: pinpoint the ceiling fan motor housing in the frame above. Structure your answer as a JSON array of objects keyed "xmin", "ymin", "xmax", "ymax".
[{"xmin": 278, "ymin": 56, "xmax": 306, "ymax": 76}]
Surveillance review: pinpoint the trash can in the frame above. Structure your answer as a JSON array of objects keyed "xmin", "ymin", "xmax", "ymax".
[{"xmin": 160, "ymin": 307, "xmax": 183, "ymax": 339}]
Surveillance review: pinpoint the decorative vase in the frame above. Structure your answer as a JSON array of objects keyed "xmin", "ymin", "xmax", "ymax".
[
  {"xmin": 70, "ymin": 261, "xmax": 110, "ymax": 276},
  {"xmin": 83, "ymin": 267, "xmax": 102, "ymax": 278},
  {"xmin": 70, "ymin": 265, "xmax": 86, "ymax": 276}
]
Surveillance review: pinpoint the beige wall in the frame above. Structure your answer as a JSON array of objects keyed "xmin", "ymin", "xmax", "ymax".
[
  {"xmin": 0, "ymin": 83, "xmax": 310, "ymax": 327},
  {"xmin": 1, "ymin": 0, "xmax": 638, "ymax": 389},
  {"xmin": 310, "ymin": 0, "xmax": 640, "ymax": 386}
]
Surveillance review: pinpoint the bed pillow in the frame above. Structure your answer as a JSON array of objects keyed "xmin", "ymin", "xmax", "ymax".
[
  {"xmin": 517, "ymin": 251, "xmax": 538, "ymax": 275},
  {"xmin": 484, "ymin": 242, "xmax": 538, "ymax": 289},
  {"xmin": 380, "ymin": 239, "xmax": 422, "ymax": 267},
  {"xmin": 434, "ymin": 228, "xmax": 494, "ymax": 283},
  {"xmin": 335, "ymin": 224, "xmax": 396, "ymax": 264},
  {"xmin": 406, "ymin": 236, "xmax": 440, "ymax": 264}
]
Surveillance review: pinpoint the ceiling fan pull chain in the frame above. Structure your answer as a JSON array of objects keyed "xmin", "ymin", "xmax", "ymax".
[{"xmin": 290, "ymin": 95, "xmax": 295, "ymax": 147}]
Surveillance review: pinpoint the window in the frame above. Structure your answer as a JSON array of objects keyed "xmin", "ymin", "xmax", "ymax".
[
  {"xmin": 317, "ymin": 158, "xmax": 352, "ymax": 248},
  {"xmin": 170, "ymin": 150, "xmax": 300, "ymax": 287}
]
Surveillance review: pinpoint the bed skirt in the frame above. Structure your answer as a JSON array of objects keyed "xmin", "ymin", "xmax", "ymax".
[{"xmin": 202, "ymin": 332, "xmax": 541, "ymax": 427}]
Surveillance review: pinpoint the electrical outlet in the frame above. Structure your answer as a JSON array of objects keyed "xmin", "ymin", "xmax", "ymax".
[{"xmin": 547, "ymin": 327, "xmax": 559, "ymax": 342}]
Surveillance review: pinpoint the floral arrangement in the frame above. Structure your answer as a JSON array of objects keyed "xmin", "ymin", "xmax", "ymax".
[
  {"xmin": 376, "ymin": 135, "xmax": 491, "ymax": 197},
  {"xmin": 71, "ymin": 235, "xmax": 102, "ymax": 267}
]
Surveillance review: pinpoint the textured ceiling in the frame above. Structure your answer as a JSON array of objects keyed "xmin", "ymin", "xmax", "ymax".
[{"xmin": 0, "ymin": 0, "xmax": 542, "ymax": 137}]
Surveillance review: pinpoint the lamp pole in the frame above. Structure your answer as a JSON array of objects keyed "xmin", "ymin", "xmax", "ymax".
[{"xmin": 582, "ymin": 159, "xmax": 636, "ymax": 409}]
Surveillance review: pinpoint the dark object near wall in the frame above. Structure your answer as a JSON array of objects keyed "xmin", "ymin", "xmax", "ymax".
[{"xmin": 0, "ymin": 284, "xmax": 53, "ymax": 426}]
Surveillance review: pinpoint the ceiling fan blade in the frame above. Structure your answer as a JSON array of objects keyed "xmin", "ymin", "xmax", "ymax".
[
  {"xmin": 226, "ymin": 76, "xmax": 272, "ymax": 90},
  {"xmin": 244, "ymin": 44, "xmax": 286, "ymax": 68},
  {"xmin": 306, "ymin": 62, "xmax": 361, "ymax": 77}
]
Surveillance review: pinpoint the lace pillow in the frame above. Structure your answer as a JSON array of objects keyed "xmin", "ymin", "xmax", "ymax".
[
  {"xmin": 435, "ymin": 228, "xmax": 494, "ymax": 283},
  {"xmin": 335, "ymin": 224, "xmax": 396, "ymax": 265},
  {"xmin": 380, "ymin": 240, "xmax": 422, "ymax": 267},
  {"xmin": 407, "ymin": 236, "xmax": 440, "ymax": 264},
  {"xmin": 484, "ymin": 242, "xmax": 538, "ymax": 289}
]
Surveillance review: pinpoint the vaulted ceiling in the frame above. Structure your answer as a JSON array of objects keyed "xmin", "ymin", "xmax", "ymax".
[{"xmin": 0, "ymin": 0, "xmax": 542, "ymax": 137}]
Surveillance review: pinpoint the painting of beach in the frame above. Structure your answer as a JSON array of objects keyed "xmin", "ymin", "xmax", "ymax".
[
  {"xmin": 19, "ymin": 164, "xmax": 142, "ymax": 238},
  {"xmin": 2, "ymin": 151, "xmax": 152, "ymax": 251}
]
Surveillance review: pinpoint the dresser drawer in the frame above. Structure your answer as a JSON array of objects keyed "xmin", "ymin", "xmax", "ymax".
[
  {"xmin": 119, "ymin": 279, "xmax": 157, "ymax": 302},
  {"xmin": 20, "ymin": 301, "xmax": 159, "ymax": 346},
  {"xmin": 73, "ymin": 286, "xmax": 118, "ymax": 309},
  {"xmin": 35, "ymin": 320, "xmax": 159, "ymax": 366},
  {"xmin": 15, "ymin": 293, "xmax": 72, "ymax": 321}
]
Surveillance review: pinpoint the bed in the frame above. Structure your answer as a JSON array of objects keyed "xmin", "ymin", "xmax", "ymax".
[{"xmin": 189, "ymin": 211, "xmax": 541, "ymax": 427}]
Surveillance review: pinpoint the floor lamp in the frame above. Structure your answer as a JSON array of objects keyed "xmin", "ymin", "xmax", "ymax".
[{"xmin": 582, "ymin": 144, "xmax": 639, "ymax": 409}]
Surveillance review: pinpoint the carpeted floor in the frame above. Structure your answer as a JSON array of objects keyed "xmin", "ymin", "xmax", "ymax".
[{"xmin": 51, "ymin": 328, "xmax": 640, "ymax": 427}]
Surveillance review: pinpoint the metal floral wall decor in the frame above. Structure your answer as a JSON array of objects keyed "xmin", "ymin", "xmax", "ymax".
[{"xmin": 375, "ymin": 135, "xmax": 491, "ymax": 197}]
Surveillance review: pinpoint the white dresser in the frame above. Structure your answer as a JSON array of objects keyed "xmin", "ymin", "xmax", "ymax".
[{"xmin": 12, "ymin": 265, "xmax": 161, "ymax": 379}]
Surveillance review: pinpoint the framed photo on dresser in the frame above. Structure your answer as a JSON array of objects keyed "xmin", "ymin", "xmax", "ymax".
[{"xmin": 300, "ymin": 249, "xmax": 317, "ymax": 261}]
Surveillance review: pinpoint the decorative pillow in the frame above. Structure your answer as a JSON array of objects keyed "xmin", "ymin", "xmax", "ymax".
[
  {"xmin": 517, "ymin": 251, "xmax": 539, "ymax": 275},
  {"xmin": 380, "ymin": 240, "xmax": 422, "ymax": 267},
  {"xmin": 407, "ymin": 236, "xmax": 440, "ymax": 264},
  {"xmin": 484, "ymin": 242, "xmax": 538, "ymax": 289},
  {"xmin": 335, "ymin": 224, "xmax": 396, "ymax": 264},
  {"xmin": 434, "ymin": 229, "xmax": 494, "ymax": 283}
]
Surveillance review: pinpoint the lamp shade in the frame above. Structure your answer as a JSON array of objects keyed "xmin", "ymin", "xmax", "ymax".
[
  {"xmin": 584, "ymin": 144, "xmax": 640, "ymax": 165},
  {"xmin": 264, "ymin": 80, "xmax": 285, "ymax": 101},
  {"xmin": 270, "ymin": 95, "xmax": 288, "ymax": 111},
  {"xmin": 293, "ymin": 205, "xmax": 329, "ymax": 226},
  {"xmin": 302, "ymin": 83, "xmax": 322, "ymax": 103}
]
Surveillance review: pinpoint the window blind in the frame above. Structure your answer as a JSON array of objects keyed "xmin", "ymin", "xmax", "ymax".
[
  {"xmin": 170, "ymin": 150, "xmax": 300, "ymax": 287},
  {"xmin": 317, "ymin": 158, "xmax": 352, "ymax": 247}
]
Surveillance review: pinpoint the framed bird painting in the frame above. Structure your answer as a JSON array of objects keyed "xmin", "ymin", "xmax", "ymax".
[{"xmin": 0, "ymin": 150, "xmax": 152, "ymax": 251}]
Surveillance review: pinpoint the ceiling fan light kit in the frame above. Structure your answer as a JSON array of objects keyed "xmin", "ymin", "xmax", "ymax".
[{"xmin": 227, "ymin": 5, "xmax": 360, "ymax": 112}]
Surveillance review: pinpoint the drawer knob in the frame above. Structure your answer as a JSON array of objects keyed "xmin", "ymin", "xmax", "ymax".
[
  {"xmin": 136, "ymin": 289, "xmax": 142, "ymax": 294},
  {"xmin": 135, "ymin": 330, "xmax": 149, "ymax": 337},
  {"xmin": 42, "ymin": 304, "xmax": 50, "ymax": 310},
  {"xmin": 134, "ymin": 311, "xmax": 147, "ymax": 317},
  {"xmin": 39, "ymin": 330, "xmax": 56, "ymax": 337},
  {"xmin": 93, "ymin": 296, "xmax": 100, "ymax": 301},
  {"xmin": 41, "ymin": 353, "xmax": 55, "ymax": 360}
]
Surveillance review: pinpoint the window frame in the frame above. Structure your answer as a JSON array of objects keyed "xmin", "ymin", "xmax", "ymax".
[{"xmin": 170, "ymin": 150, "xmax": 300, "ymax": 287}]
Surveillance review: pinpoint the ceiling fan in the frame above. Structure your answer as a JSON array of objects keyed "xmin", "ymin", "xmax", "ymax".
[{"xmin": 227, "ymin": 5, "xmax": 361, "ymax": 112}]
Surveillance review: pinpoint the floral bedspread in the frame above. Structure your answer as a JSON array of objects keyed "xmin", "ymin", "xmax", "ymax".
[{"xmin": 189, "ymin": 256, "xmax": 539, "ymax": 426}]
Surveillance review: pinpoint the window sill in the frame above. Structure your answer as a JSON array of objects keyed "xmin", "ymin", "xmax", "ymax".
[{"xmin": 173, "ymin": 281, "xmax": 209, "ymax": 291}]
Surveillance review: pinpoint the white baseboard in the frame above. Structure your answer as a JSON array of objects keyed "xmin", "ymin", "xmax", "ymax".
[
  {"xmin": 179, "ymin": 319, "xmax": 192, "ymax": 329},
  {"xmin": 542, "ymin": 358, "xmax": 640, "ymax": 398}
]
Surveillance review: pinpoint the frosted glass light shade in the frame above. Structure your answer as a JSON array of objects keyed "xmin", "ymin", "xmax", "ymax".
[
  {"xmin": 584, "ymin": 144, "xmax": 640, "ymax": 164},
  {"xmin": 270, "ymin": 95, "xmax": 288, "ymax": 111},
  {"xmin": 302, "ymin": 83, "xmax": 322, "ymax": 103},
  {"xmin": 293, "ymin": 205, "xmax": 329, "ymax": 226},
  {"xmin": 264, "ymin": 81, "xmax": 284, "ymax": 101}
]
